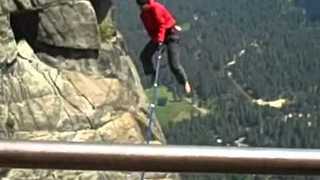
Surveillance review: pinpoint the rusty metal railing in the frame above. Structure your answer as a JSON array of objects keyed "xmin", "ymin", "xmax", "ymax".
[{"xmin": 0, "ymin": 140, "xmax": 320, "ymax": 175}]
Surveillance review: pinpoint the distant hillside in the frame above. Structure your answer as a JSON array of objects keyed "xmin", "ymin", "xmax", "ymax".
[
  {"xmin": 116, "ymin": 1, "xmax": 320, "ymax": 179},
  {"xmin": 296, "ymin": 0, "xmax": 320, "ymax": 20}
]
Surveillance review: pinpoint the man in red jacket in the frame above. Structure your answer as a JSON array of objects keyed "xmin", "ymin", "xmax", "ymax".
[{"xmin": 136, "ymin": 0, "xmax": 191, "ymax": 94}]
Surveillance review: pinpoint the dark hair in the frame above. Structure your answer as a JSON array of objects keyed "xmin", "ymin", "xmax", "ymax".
[{"xmin": 136, "ymin": 0, "xmax": 149, "ymax": 6}]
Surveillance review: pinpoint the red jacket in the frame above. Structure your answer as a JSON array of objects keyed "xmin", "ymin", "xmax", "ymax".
[{"xmin": 140, "ymin": 0, "xmax": 176, "ymax": 43}]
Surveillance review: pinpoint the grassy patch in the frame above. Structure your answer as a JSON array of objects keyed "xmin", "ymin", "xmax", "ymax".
[
  {"xmin": 99, "ymin": 19, "xmax": 116, "ymax": 42},
  {"xmin": 145, "ymin": 86, "xmax": 195, "ymax": 127}
]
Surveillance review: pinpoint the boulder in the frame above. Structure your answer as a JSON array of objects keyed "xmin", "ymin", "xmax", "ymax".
[
  {"xmin": 38, "ymin": 0, "xmax": 101, "ymax": 49},
  {"xmin": 0, "ymin": 15, "xmax": 17, "ymax": 65}
]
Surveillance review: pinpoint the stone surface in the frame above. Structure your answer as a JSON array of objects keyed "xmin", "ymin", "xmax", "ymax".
[
  {"xmin": 0, "ymin": 40, "xmax": 169, "ymax": 180},
  {"xmin": 97, "ymin": 112, "xmax": 144, "ymax": 143},
  {"xmin": 38, "ymin": 0, "xmax": 101, "ymax": 49},
  {"xmin": 0, "ymin": 0, "xmax": 17, "ymax": 15},
  {"xmin": 0, "ymin": 15, "xmax": 17, "ymax": 64}
]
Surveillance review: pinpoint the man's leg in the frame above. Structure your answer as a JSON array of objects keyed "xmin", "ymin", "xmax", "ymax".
[
  {"xmin": 140, "ymin": 41, "xmax": 158, "ymax": 76},
  {"xmin": 167, "ymin": 34, "xmax": 191, "ymax": 93}
]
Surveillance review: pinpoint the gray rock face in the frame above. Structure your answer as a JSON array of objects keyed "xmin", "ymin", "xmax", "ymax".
[
  {"xmin": 0, "ymin": 0, "xmax": 177, "ymax": 179},
  {"xmin": 1, "ymin": 0, "xmax": 100, "ymax": 50},
  {"xmin": 0, "ymin": 15, "xmax": 17, "ymax": 64},
  {"xmin": 38, "ymin": 0, "xmax": 101, "ymax": 49},
  {"xmin": 0, "ymin": 0, "xmax": 17, "ymax": 14}
]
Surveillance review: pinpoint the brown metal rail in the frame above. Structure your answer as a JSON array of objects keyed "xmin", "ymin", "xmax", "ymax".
[{"xmin": 0, "ymin": 140, "xmax": 320, "ymax": 175}]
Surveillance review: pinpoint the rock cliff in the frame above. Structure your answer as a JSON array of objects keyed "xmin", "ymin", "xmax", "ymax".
[{"xmin": 0, "ymin": 0, "xmax": 176, "ymax": 179}]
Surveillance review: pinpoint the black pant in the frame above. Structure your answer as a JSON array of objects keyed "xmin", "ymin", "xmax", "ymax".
[{"xmin": 140, "ymin": 29, "xmax": 188, "ymax": 85}]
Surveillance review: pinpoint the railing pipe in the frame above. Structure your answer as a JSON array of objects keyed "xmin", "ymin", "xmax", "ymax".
[{"xmin": 0, "ymin": 140, "xmax": 320, "ymax": 175}]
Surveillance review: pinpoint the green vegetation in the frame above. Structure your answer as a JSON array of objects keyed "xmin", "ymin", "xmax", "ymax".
[
  {"xmin": 116, "ymin": 0, "xmax": 320, "ymax": 179},
  {"xmin": 99, "ymin": 18, "xmax": 116, "ymax": 42},
  {"xmin": 179, "ymin": 22, "xmax": 191, "ymax": 31},
  {"xmin": 145, "ymin": 86, "xmax": 195, "ymax": 127}
]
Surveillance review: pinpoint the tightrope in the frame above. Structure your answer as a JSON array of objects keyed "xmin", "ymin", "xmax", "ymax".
[{"xmin": 141, "ymin": 49, "xmax": 163, "ymax": 180}]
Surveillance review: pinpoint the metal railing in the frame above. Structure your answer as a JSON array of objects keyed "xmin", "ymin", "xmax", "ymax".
[{"xmin": 0, "ymin": 140, "xmax": 320, "ymax": 175}]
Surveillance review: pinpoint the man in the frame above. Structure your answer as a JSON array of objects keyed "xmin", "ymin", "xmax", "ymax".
[{"xmin": 136, "ymin": 0, "xmax": 192, "ymax": 94}]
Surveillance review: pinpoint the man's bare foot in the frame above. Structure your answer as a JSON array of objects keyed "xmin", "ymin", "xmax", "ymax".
[{"xmin": 185, "ymin": 81, "xmax": 192, "ymax": 94}]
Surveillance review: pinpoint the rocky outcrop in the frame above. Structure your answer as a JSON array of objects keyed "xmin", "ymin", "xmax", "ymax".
[
  {"xmin": 0, "ymin": 15, "xmax": 16, "ymax": 64},
  {"xmin": 0, "ymin": 0, "xmax": 177, "ymax": 179},
  {"xmin": 37, "ymin": 1, "xmax": 101, "ymax": 49}
]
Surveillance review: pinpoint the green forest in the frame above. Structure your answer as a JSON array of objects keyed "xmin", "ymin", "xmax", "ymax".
[{"xmin": 115, "ymin": 0, "xmax": 320, "ymax": 179}]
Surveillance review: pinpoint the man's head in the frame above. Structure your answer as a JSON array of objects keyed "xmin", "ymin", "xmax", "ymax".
[{"xmin": 136, "ymin": 0, "xmax": 149, "ymax": 10}]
